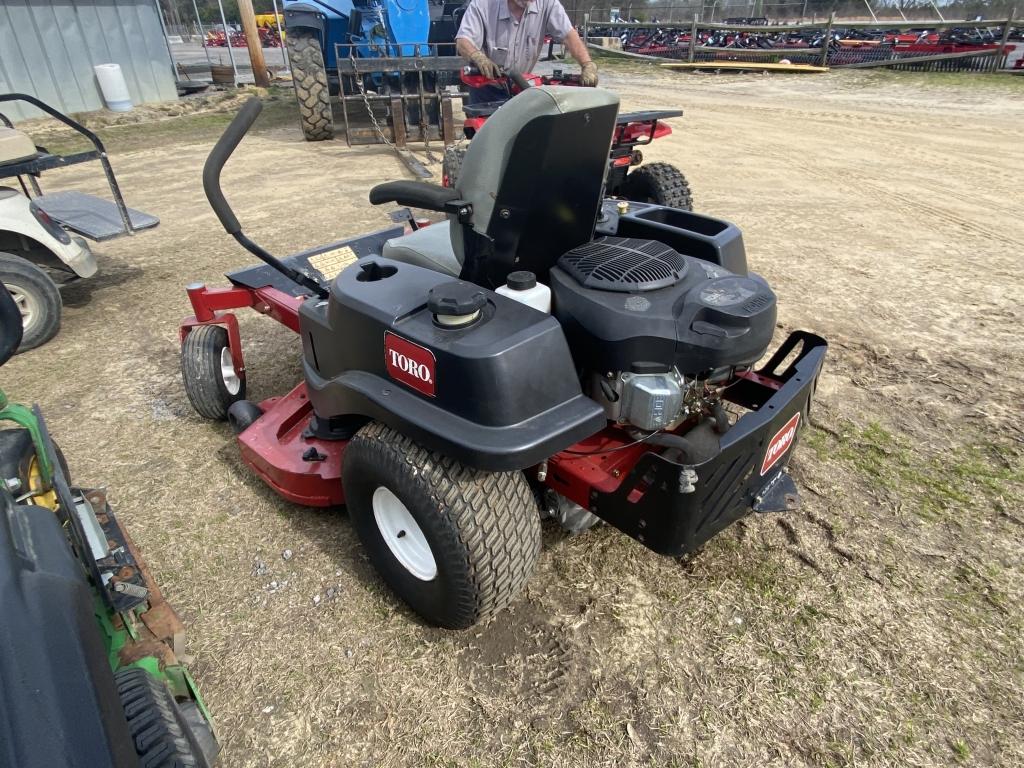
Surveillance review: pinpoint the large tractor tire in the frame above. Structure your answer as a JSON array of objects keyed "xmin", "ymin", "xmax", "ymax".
[
  {"xmin": 342, "ymin": 422, "xmax": 542, "ymax": 629},
  {"xmin": 286, "ymin": 28, "xmax": 334, "ymax": 141},
  {"xmin": 620, "ymin": 162, "xmax": 694, "ymax": 211},
  {"xmin": 0, "ymin": 252, "xmax": 61, "ymax": 353}
]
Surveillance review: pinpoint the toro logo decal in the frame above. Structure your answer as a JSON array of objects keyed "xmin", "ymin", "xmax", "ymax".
[
  {"xmin": 760, "ymin": 412, "xmax": 801, "ymax": 476},
  {"xmin": 384, "ymin": 332, "xmax": 436, "ymax": 398}
]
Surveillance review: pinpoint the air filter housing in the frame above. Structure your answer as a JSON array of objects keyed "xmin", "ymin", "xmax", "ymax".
[{"xmin": 557, "ymin": 237, "xmax": 688, "ymax": 292}]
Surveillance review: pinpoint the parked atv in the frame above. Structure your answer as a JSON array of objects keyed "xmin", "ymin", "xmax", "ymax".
[
  {"xmin": 0, "ymin": 94, "xmax": 158, "ymax": 351},
  {"xmin": 445, "ymin": 67, "xmax": 694, "ymax": 211},
  {"xmin": 181, "ymin": 86, "xmax": 825, "ymax": 630},
  {"xmin": 0, "ymin": 288, "xmax": 218, "ymax": 767}
]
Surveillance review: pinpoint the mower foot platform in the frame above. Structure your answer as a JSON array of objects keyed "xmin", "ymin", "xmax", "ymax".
[{"xmin": 34, "ymin": 191, "xmax": 159, "ymax": 241}]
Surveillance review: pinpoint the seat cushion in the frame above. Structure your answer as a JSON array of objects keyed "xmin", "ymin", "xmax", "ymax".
[
  {"xmin": 0, "ymin": 128, "xmax": 37, "ymax": 166},
  {"xmin": 381, "ymin": 221, "xmax": 461, "ymax": 277}
]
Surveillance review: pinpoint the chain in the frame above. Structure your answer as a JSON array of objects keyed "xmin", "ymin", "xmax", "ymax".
[
  {"xmin": 350, "ymin": 51, "xmax": 394, "ymax": 149},
  {"xmin": 348, "ymin": 51, "xmax": 439, "ymax": 166}
]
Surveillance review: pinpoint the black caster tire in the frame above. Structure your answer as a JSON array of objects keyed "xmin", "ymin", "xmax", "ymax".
[
  {"xmin": 342, "ymin": 422, "xmax": 541, "ymax": 629},
  {"xmin": 115, "ymin": 667, "xmax": 216, "ymax": 768},
  {"xmin": 180, "ymin": 325, "xmax": 245, "ymax": 420},
  {"xmin": 227, "ymin": 400, "xmax": 263, "ymax": 435},
  {"xmin": 620, "ymin": 162, "xmax": 694, "ymax": 211},
  {"xmin": 0, "ymin": 252, "xmax": 61, "ymax": 353}
]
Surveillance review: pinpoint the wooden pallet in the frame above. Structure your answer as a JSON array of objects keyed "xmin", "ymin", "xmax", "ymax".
[{"xmin": 661, "ymin": 61, "xmax": 829, "ymax": 73}]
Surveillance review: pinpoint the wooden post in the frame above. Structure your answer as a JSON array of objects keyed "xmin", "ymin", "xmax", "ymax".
[
  {"xmin": 237, "ymin": 0, "xmax": 270, "ymax": 87},
  {"xmin": 994, "ymin": 8, "xmax": 1016, "ymax": 72},
  {"xmin": 820, "ymin": 11, "xmax": 834, "ymax": 68},
  {"xmin": 689, "ymin": 13, "xmax": 698, "ymax": 63}
]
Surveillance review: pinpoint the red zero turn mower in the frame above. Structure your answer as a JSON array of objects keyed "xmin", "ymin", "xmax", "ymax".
[
  {"xmin": 445, "ymin": 68, "xmax": 694, "ymax": 211},
  {"xmin": 180, "ymin": 87, "xmax": 826, "ymax": 629}
]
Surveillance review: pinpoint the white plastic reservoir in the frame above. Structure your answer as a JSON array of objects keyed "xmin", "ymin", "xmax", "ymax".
[
  {"xmin": 93, "ymin": 64, "xmax": 133, "ymax": 112},
  {"xmin": 496, "ymin": 271, "xmax": 551, "ymax": 313}
]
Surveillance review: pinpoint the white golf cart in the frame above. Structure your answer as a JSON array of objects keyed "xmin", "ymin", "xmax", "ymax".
[{"xmin": 0, "ymin": 93, "xmax": 158, "ymax": 351}]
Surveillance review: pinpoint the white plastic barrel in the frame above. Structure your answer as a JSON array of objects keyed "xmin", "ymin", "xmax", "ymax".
[{"xmin": 93, "ymin": 64, "xmax": 132, "ymax": 112}]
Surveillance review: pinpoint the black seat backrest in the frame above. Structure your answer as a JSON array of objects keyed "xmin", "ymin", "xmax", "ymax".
[{"xmin": 452, "ymin": 86, "xmax": 620, "ymax": 288}]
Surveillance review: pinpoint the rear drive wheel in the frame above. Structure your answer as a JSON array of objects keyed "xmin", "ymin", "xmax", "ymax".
[
  {"xmin": 181, "ymin": 325, "xmax": 245, "ymax": 420},
  {"xmin": 286, "ymin": 28, "xmax": 334, "ymax": 141},
  {"xmin": 342, "ymin": 422, "xmax": 541, "ymax": 629},
  {"xmin": 441, "ymin": 145, "xmax": 467, "ymax": 188},
  {"xmin": 0, "ymin": 252, "xmax": 61, "ymax": 352},
  {"xmin": 619, "ymin": 162, "xmax": 694, "ymax": 211},
  {"xmin": 115, "ymin": 667, "xmax": 214, "ymax": 768}
]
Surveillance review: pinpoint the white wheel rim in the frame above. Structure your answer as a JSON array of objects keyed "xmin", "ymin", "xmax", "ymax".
[
  {"xmin": 219, "ymin": 347, "xmax": 241, "ymax": 395},
  {"xmin": 5, "ymin": 283, "xmax": 38, "ymax": 332},
  {"xmin": 372, "ymin": 486, "xmax": 437, "ymax": 581}
]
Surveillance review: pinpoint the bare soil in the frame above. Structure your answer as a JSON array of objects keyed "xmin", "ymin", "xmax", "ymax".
[{"xmin": 4, "ymin": 65, "xmax": 1023, "ymax": 767}]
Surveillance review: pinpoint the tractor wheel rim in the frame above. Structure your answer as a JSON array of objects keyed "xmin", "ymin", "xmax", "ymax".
[
  {"xmin": 5, "ymin": 283, "xmax": 37, "ymax": 332},
  {"xmin": 372, "ymin": 486, "xmax": 437, "ymax": 581},
  {"xmin": 219, "ymin": 347, "xmax": 241, "ymax": 395}
]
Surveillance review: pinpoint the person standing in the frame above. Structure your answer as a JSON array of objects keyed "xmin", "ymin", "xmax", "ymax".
[{"xmin": 455, "ymin": 0, "xmax": 598, "ymax": 104}]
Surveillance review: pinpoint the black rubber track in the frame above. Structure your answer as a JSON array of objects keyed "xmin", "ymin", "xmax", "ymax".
[
  {"xmin": 0, "ymin": 251, "xmax": 61, "ymax": 353},
  {"xmin": 180, "ymin": 325, "xmax": 245, "ymax": 420},
  {"xmin": 342, "ymin": 422, "xmax": 541, "ymax": 629},
  {"xmin": 115, "ymin": 667, "xmax": 210, "ymax": 768},
  {"xmin": 620, "ymin": 162, "xmax": 694, "ymax": 211},
  {"xmin": 286, "ymin": 29, "xmax": 334, "ymax": 141},
  {"xmin": 441, "ymin": 145, "xmax": 466, "ymax": 189}
]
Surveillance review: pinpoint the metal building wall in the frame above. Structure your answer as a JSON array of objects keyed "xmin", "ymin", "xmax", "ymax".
[{"xmin": 0, "ymin": 0, "xmax": 178, "ymax": 121}]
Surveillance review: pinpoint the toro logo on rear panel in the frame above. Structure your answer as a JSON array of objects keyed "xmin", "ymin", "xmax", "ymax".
[
  {"xmin": 384, "ymin": 332, "xmax": 436, "ymax": 397},
  {"xmin": 760, "ymin": 412, "xmax": 801, "ymax": 476}
]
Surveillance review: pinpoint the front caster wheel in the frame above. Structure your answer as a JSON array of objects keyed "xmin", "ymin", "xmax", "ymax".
[
  {"xmin": 180, "ymin": 325, "xmax": 245, "ymax": 420},
  {"xmin": 342, "ymin": 422, "xmax": 541, "ymax": 629}
]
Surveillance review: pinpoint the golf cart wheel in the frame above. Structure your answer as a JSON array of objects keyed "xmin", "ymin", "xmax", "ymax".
[
  {"xmin": 180, "ymin": 325, "xmax": 245, "ymax": 420},
  {"xmin": 620, "ymin": 162, "xmax": 694, "ymax": 211},
  {"xmin": 0, "ymin": 252, "xmax": 61, "ymax": 353},
  {"xmin": 287, "ymin": 28, "xmax": 334, "ymax": 141},
  {"xmin": 342, "ymin": 422, "xmax": 541, "ymax": 629},
  {"xmin": 115, "ymin": 667, "xmax": 214, "ymax": 768},
  {"xmin": 441, "ymin": 145, "xmax": 466, "ymax": 188}
]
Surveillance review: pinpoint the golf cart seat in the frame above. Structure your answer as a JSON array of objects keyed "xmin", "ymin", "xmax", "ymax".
[
  {"xmin": 375, "ymin": 85, "xmax": 620, "ymax": 287},
  {"xmin": 0, "ymin": 127, "xmax": 37, "ymax": 166}
]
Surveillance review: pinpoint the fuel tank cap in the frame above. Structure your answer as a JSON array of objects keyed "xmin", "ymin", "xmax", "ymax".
[{"xmin": 428, "ymin": 281, "xmax": 487, "ymax": 328}]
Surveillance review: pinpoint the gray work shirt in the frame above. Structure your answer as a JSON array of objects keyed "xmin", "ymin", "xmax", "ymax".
[{"xmin": 456, "ymin": 0, "xmax": 574, "ymax": 74}]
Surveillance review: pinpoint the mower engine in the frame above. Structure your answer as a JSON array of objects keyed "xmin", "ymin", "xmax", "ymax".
[{"xmin": 550, "ymin": 236, "xmax": 777, "ymax": 436}]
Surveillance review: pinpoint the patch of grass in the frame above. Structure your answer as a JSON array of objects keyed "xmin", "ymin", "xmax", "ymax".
[
  {"xmin": 808, "ymin": 422, "xmax": 1024, "ymax": 522},
  {"xmin": 952, "ymin": 737, "xmax": 971, "ymax": 763}
]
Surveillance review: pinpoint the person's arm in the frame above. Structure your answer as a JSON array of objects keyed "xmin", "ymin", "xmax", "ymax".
[
  {"xmin": 546, "ymin": 4, "xmax": 598, "ymax": 85},
  {"xmin": 455, "ymin": 2, "xmax": 501, "ymax": 78}
]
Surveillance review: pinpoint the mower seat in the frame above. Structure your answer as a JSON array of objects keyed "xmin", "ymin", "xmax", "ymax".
[
  {"xmin": 375, "ymin": 86, "xmax": 620, "ymax": 286},
  {"xmin": 0, "ymin": 127, "xmax": 37, "ymax": 166},
  {"xmin": 381, "ymin": 220, "xmax": 460, "ymax": 277}
]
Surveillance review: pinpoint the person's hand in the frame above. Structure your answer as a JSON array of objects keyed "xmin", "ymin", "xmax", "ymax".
[
  {"xmin": 469, "ymin": 50, "xmax": 500, "ymax": 80},
  {"xmin": 580, "ymin": 61, "xmax": 598, "ymax": 87}
]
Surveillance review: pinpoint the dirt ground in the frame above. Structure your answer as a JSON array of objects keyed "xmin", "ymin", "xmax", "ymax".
[{"xmin": 4, "ymin": 64, "xmax": 1023, "ymax": 767}]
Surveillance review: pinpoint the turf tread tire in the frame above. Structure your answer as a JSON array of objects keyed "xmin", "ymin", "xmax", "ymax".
[
  {"xmin": 286, "ymin": 30, "xmax": 334, "ymax": 141},
  {"xmin": 115, "ymin": 667, "xmax": 209, "ymax": 768},
  {"xmin": 342, "ymin": 422, "xmax": 541, "ymax": 629},
  {"xmin": 180, "ymin": 325, "xmax": 244, "ymax": 420},
  {"xmin": 0, "ymin": 252, "xmax": 61, "ymax": 353},
  {"xmin": 620, "ymin": 162, "xmax": 694, "ymax": 211}
]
